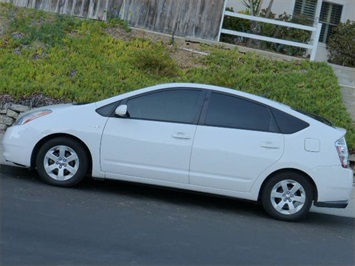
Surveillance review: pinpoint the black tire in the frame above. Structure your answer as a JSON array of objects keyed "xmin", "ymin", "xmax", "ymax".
[
  {"xmin": 261, "ymin": 172, "xmax": 313, "ymax": 221},
  {"xmin": 36, "ymin": 137, "xmax": 88, "ymax": 187}
]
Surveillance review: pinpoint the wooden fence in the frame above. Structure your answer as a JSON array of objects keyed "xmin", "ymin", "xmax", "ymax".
[{"xmin": 1, "ymin": 0, "xmax": 225, "ymax": 40}]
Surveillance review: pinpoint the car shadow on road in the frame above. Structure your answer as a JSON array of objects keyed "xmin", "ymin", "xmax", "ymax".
[{"xmin": 1, "ymin": 164, "xmax": 354, "ymax": 227}]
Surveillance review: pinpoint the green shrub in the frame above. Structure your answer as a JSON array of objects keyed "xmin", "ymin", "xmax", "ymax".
[
  {"xmin": 106, "ymin": 17, "xmax": 131, "ymax": 32},
  {"xmin": 261, "ymin": 12, "xmax": 311, "ymax": 57},
  {"xmin": 183, "ymin": 50, "xmax": 355, "ymax": 149},
  {"xmin": 327, "ymin": 20, "xmax": 355, "ymax": 67},
  {"xmin": 0, "ymin": 3, "xmax": 354, "ymax": 150},
  {"xmin": 220, "ymin": 7, "xmax": 251, "ymax": 44},
  {"xmin": 128, "ymin": 39, "xmax": 180, "ymax": 78}
]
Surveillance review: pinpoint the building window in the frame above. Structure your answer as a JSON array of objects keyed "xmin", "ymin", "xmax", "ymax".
[
  {"xmin": 293, "ymin": 0, "xmax": 343, "ymax": 43},
  {"xmin": 293, "ymin": 0, "xmax": 317, "ymax": 19},
  {"xmin": 319, "ymin": 2, "xmax": 343, "ymax": 43}
]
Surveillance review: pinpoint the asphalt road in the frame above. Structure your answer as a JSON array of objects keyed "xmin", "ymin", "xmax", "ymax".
[{"xmin": 1, "ymin": 165, "xmax": 354, "ymax": 266}]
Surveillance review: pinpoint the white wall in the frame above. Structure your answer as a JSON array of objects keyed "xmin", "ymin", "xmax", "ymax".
[
  {"xmin": 338, "ymin": 0, "xmax": 355, "ymax": 22},
  {"xmin": 226, "ymin": 0, "xmax": 354, "ymax": 22}
]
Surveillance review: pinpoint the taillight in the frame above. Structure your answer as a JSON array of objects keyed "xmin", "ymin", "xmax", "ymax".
[{"xmin": 335, "ymin": 137, "xmax": 349, "ymax": 168}]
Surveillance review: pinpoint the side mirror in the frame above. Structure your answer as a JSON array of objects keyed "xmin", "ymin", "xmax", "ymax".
[{"xmin": 115, "ymin": 104, "xmax": 128, "ymax": 117}]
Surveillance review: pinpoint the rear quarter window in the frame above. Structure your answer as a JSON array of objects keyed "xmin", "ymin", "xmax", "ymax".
[{"xmin": 271, "ymin": 108, "xmax": 309, "ymax": 134}]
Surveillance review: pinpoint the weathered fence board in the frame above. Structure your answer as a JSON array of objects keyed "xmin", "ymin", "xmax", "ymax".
[{"xmin": 1, "ymin": 0, "xmax": 225, "ymax": 40}]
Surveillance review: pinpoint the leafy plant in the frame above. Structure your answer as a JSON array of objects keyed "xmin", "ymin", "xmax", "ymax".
[
  {"xmin": 106, "ymin": 17, "xmax": 131, "ymax": 32},
  {"xmin": 183, "ymin": 50, "xmax": 355, "ymax": 148},
  {"xmin": 129, "ymin": 44, "xmax": 180, "ymax": 77},
  {"xmin": 220, "ymin": 7, "xmax": 251, "ymax": 44},
  {"xmin": 0, "ymin": 3, "xmax": 354, "ymax": 150},
  {"xmin": 260, "ymin": 12, "xmax": 311, "ymax": 56},
  {"xmin": 327, "ymin": 20, "xmax": 355, "ymax": 67}
]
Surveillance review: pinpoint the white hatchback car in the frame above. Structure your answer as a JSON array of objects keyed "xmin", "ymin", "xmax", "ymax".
[{"xmin": 2, "ymin": 83, "xmax": 353, "ymax": 221}]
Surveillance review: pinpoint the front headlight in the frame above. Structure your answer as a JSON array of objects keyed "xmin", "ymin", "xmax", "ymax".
[{"xmin": 14, "ymin": 110, "xmax": 52, "ymax": 125}]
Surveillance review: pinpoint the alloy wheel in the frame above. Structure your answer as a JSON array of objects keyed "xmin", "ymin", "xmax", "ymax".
[
  {"xmin": 43, "ymin": 145, "xmax": 79, "ymax": 181},
  {"xmin": 270, "ymin": 179, "xmax": 306, "ymax": 215}
]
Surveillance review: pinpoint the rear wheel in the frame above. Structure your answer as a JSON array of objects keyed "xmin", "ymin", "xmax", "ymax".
[
  {"xmin": 262, "ymin": 172, "xmax": 313, "ymax": 221},
  {"xmin": 36, "ymin": 137, "xmax": 88, "ymax": 187}
]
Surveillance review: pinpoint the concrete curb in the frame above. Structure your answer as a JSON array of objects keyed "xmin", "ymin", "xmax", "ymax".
[{"xmin": 1, "ymin": 132, "xmax": 354, "ymax": 218}]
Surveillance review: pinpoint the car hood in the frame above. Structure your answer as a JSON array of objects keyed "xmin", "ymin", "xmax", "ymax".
[
  {"xmin": 16, "ymin": 103, "xmax": 79, "ymax": 120},
  {"xmin": 34, "ymin": 103, "xmax": 75, "ymax": 110}
]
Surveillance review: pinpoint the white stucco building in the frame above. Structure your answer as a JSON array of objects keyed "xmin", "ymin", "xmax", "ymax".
[{"xmin": 226, "ymin": 0, "xmax": 355, "ymax": 61}]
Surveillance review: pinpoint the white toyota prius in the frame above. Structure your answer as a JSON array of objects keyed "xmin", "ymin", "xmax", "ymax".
[{"xmin": 2, "ymin": 83, "xmax": 353, "ymax": 221}]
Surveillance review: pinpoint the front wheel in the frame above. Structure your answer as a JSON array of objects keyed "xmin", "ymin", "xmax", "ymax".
[
  {"xmin": 261, "ymin": 172, "xmax": 313, "ymax": 221},
  {"xmin": 36, "ymin": 137, "xmax": 88, "ymax": 187}
]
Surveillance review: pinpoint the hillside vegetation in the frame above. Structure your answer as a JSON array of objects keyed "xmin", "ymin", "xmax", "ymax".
[{"xmin": 0, "ymin": 3, "xmax": 354, "ymax": 150}]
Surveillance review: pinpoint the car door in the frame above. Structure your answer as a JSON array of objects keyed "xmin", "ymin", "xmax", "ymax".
[
  {"xmin": 190, "ymin": 92, "xmax": 284, "ymax": 192},
  {"xmin": 101, "ymin": 88, "xmax": 205, "ymax": 184}
]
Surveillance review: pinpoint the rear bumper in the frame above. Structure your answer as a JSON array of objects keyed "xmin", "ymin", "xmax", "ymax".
[
  {"xmin": 314, "ymin": 200, "xmax": 348, "ymax": 208},
  {"xmin": 310, "ymin": 166, "xmax": 353, "ymax": 208}
]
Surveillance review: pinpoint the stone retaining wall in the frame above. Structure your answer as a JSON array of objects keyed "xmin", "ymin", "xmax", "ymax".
[{"xmin": 0, "ymin": 103, "xmax": 30, "ymax": 131}]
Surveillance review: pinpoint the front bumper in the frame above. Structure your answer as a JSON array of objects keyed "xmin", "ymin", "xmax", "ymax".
[{"xmin": 2, "ymin": 125, "xmax": 40, "ymax": 167}]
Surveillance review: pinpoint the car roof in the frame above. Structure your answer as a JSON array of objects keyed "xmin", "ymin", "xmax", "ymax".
[
  {"xmin": 96, "ymin": 82, "xmax": 290, "ymax": 110},
  {"xmin": 94, "ymin": 83, "xmax": 341, "ymax": 130}
]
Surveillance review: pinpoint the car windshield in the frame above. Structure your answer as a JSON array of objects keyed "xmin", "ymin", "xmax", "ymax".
[{"xmin": 73, "ymin": 102, "xmax": 91, "ymax": 105}]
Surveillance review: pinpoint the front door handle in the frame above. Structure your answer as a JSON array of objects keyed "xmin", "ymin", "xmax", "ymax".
[{"xmin": 172, "ymin": 132, "xmax": 191, "ymax": 140}]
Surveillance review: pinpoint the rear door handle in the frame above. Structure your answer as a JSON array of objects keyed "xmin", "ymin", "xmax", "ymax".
[
  {"xmin": 261, "ymin": 141, "xmax": 280, "ymax": 149},
  {"xmin": 172, "ymin": 132, "xmax": 191, "ymax": 140}
]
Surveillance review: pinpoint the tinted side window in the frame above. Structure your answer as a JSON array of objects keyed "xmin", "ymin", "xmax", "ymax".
[
  {"xmin": 127, "ymin": 89, "xmax": 202, "ymax": 124},
  {"xmin": 205, "ymin": 93, "xmax": 276, "ymax": 132},
  {"xmin": 271, "ymin": 108, "xmax": 309, "ymax": 134}
]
